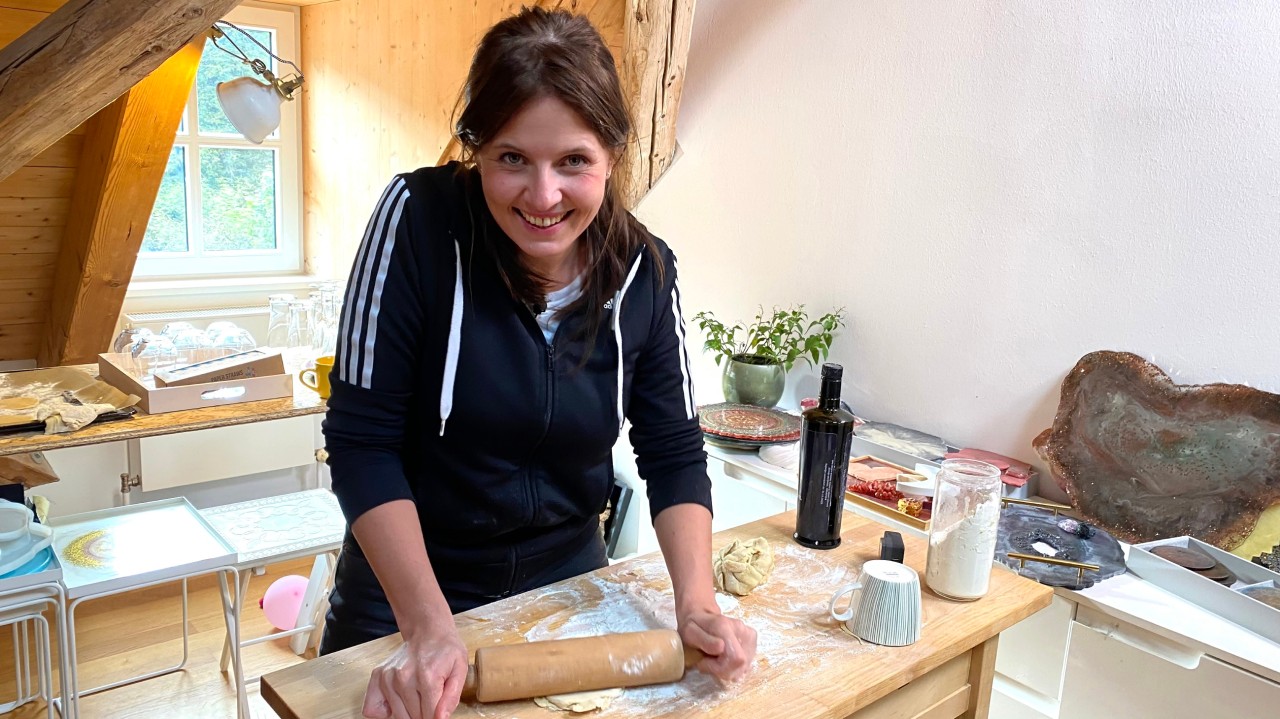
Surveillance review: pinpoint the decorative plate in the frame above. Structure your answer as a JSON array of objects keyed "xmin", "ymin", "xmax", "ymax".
[
  {"xmin": 702, "ymin": 433, "xmax": 797, "ymax": 450},
  {"xmin": 698, "ymin": 403, "xmax": 801, "ymax": 442}
]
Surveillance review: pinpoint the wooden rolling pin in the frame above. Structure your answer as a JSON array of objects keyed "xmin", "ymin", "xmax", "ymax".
[{"xmin": 461, "ymin": 629, "xmax": 704, "ymax": 703}]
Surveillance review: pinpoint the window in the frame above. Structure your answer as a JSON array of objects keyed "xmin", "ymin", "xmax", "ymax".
[{"xmin": 136, "ymin": 4, "xmax": 302, "ymax": 279}]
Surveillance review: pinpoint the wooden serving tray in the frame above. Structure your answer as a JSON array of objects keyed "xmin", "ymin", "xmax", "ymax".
[{"xmin": 846, "ymin": 455, "xmax": 931, "ymax": 532}]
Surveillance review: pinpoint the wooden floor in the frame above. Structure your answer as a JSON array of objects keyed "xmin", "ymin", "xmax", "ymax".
[{"xmin": 0, "ymin": 557, "xmax": 320, "ymax": 718}]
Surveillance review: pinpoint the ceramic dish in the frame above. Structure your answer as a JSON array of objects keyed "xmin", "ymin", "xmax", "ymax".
[
  {"xmin": 698, "ymin": 403, "xmax": 801, "ymax": 442},
  {"xmin": 702, "ymin": 433, "xmax": 797, "ymax": 450}
]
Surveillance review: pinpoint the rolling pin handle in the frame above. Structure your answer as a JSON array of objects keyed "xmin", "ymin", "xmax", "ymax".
[
  {"xmin": 461, "ymin": 664, "xmax": 478, "ymax": 700},
  {"xmin": 683, "ymin": 646, "xmax": 706, "ymax": 670}
]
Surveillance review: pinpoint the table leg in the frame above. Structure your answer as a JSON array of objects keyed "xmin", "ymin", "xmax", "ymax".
[
  {"xmin": 34, "ymin": 615, "xmax": 51, "ymax": 719},
  {"xmin": 963, "ymin": 635, "xmax": 999, "ymax": 719},
  {"xmin": 53, "ymin": 588, "xmax": 75, "ymax": 719},
  {"xmin": 220, "ymin": 568, "xmax": 251, "ymax": 673},
  {"xmin": 217, "ymin": 570, "xmax": 249, "ymax": 719}
]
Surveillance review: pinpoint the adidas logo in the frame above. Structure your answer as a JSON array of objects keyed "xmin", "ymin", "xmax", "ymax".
[{"xmin": 603, "ymin": 298, "xmax": 615, "ymax": 310}]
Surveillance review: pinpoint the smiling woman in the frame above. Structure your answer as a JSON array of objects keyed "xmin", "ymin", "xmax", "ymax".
[
  {"xmin": 476, "ymin": 95, "xmax": 613, "ymax": 288},
  {"xmin": 319, "ymin": 7, "xmax": 756, "ymax": 719}
]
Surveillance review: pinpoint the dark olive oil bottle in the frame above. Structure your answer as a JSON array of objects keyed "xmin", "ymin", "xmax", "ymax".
[{"xmin": 794, "ymin": 363, "xmax": 856, "ymax": 548}]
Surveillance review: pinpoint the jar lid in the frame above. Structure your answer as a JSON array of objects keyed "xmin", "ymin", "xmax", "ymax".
[{"xmin": 937, "ymin": 458, "xmax": 1002, "ymax": 488}]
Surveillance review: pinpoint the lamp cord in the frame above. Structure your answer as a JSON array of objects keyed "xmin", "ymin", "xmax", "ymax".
[{"xmin": 212, "ymin": 20, "xmax": 303, "ymax": 79}]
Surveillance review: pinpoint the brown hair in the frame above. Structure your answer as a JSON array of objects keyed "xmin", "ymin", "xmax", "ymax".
[{"xmin": 454, "ymin": 6, "xmax": 662, "ymax": 352}]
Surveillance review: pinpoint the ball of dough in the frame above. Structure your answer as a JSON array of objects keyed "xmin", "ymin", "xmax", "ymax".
[{"xmin": 712, "ymin": 537, "xmax": 775, "ymax": 596}]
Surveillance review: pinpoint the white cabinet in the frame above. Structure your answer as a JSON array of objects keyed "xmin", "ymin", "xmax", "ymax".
[
  {"xmin": 992, "ymin": 594, "xmax": 1075, "ymax": 719},
  {"xmin": 709, "ymin": 457, "xmax": 791, "ymax": 533},
  {"xmin": 608, "ymin": 444, "xmax": 792, "ymax": 560},
  {"xmin": 1060, "ymin": 610, "xmax": 1280, "ymax": 718},
  {"xmin": 39, "ymin": 415, "xmax": 325, "ymax": 517}
]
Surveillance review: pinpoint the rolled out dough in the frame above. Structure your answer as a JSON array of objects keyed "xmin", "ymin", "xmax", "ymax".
[
  {"xmin": 533, "ymin": 687, "xmax": 623, "ymax": 712},
  {"xmin": 712, "ymin": 536, "xmax": 775, "ymax": 596},
  {"xmin": 0, "ymin": 397, "xmax": 38, "ymax": 411}
]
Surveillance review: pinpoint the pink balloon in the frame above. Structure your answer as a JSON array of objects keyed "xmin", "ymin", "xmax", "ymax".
[{"xmin": 262, "ymin": 574, "xmax": 310, "ymax": 631}]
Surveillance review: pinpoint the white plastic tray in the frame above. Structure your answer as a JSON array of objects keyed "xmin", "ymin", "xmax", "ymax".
[
  {"xmin": 0, "ymin": 544, "xmax": 62, "ymax": 594},
  {"xmin": 49, "ymin": 497, "xmax": 236, "ymax": 599},
  {"xmin": 1126, "ymin": 535, "xmax": 1280, "ymax": 645}
]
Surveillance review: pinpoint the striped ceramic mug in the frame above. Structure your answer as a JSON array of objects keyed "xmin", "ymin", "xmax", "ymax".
[{"xmin": 829, "ymin": 559, "xmax": 922, "ymax": 646}]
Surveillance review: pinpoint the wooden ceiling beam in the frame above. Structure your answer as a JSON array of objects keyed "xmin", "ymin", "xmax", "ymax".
[
  {"xmin": 0, "ymin": 0, "xmax": 240, "ymax": 182},
  {"xmin": 37, "ymin": 38, "xmax": 204, "ymax": 367},
  {"xmin": 621, "ymin": 0, "xmax": 695, "ymax": 209}
]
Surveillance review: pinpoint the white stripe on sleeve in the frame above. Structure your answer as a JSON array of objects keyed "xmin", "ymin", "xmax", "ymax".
[
  {"xmin": 358, "ymin": 189, "xmax": 410, "ymax": 388},
  {"xmin": 338, "ymin": 179, "xmax": 398, "ymax": 383},
  {"xmin": 341, "ymin": 177, "xmax": 409, "ymax": 387},
  {"xmin": 671, "ymin": 278, "xmax": 695, "ymax": 419}
]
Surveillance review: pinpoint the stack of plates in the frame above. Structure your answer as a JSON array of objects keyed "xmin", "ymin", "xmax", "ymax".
[{"xmin": 698, "ymin": 403, "xmax": 801, "ymax": 449}]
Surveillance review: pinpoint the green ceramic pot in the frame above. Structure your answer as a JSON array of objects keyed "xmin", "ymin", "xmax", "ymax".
[{"xmin": 722, "ymin": 354, "xmax": 785, "ymax": 408}]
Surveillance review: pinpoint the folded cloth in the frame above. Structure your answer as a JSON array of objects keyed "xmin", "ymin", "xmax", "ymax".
[
  {"xmin": 758, "ymin": 441, "xmax": 799, "ymax": 471},
  {"xmin": 35, "ymin": 397, "xmax": 116, "ymax": 434}
]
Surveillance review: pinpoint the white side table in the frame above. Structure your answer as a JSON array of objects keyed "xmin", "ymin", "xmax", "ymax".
[
  {"xmin": 0, "ymin": 563, "xmax": 68, "ymax": 719},
  {"xmin": 199, "ymin": 489, "xmax": 345, "ymax": 701},
  {"xmin": 48, "ymin": 498, "xmax": 242, "ymax": 719}
]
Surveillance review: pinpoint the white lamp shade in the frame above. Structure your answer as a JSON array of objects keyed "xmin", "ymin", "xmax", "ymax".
[{"xmin": 216, "ymin": 76, "xmax": 282, "ymax": 144}]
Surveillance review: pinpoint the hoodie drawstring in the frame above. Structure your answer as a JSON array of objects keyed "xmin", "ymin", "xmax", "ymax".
[
  {"xmin": 613, "ymin": 254, "xmax": 645, "ymax": 433},
  {"xmin": 439, "ymin": 239, "xmax": 464, "ymax": 436}
]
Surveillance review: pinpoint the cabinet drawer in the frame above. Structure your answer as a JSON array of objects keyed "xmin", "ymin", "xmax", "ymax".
[
  {"xmin": 994, "ymin": 594, "xmax": 1074, "ymax": 700},
  {"xmin": 134, "ymin": 415, "xmax": 316, "ymax": 491},
  {"xmin": 1059, "ymin": 616, "xmax": 1280, "ymax": 718}
]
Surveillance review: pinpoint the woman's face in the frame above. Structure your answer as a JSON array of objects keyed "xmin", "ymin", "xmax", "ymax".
[{"xmin": 478, "ymin": 95, "xmax": 613, "ymax": 281}]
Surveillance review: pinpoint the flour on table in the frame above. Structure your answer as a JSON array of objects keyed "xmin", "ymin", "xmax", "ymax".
[
  {"xmin": 464, "ymin": 541, "xmax": 882, "ymax": 719},
  {"xmin": 533, "ymin": 688, "xmax": 623, "ymax": 713}
]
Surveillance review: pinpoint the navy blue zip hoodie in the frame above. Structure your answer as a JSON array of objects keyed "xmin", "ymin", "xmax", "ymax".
[{"xmin": 323, "ymin": 163, "xmax": 710, "ymax": 597}]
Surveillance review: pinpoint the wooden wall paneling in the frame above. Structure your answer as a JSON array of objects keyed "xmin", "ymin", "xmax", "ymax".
[
  {"xmin": 0, "ymin": 284, "xmax": 50, "ymax": 305},
  {"xmin": 302, "ymin": 0, "xmax": 627, "ymax": 273},
  {"xmin": 0, "ymin": 166, "xmax": 75, "ymax": 198},
  {"xmin": 0, "ymin": 252, "xmax": 55, "ymax": 272},
  {"xmin": 27, "ymin": 135, "xmax": 84, "ymax": 168},
  {"xmin": 0, "ymin": 225, "xmax": 57, "ymax": 253},
  {"xmin": 0, "ymin": 0, "xmax": 242, "ymax": 182},
  {"xmin": 0, "ymin": 322, "xmax": 39, "ymax": 361},
  {"xmin": 0, "ymin": 298, "xmax": 47, "ymax": 324},
  {"xmin": 0, "ymin": 197, "xmax": 69, "ymax": 226},
  {"xmin": 38, "ymin": 39, "xmax": 205, "ymax": 367}
]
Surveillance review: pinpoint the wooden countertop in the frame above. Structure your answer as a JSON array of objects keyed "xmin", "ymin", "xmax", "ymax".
[
  {"xmin": 262, "ymin": 511, "xmax": 1052, "ymax": 719},
  {"xmin": 0, "ymin": 365, "xmax": 326, "ymax": 457}
]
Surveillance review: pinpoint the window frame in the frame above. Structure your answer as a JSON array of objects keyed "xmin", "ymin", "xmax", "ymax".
[{"xmin": 134, "ymin": 3, "xmax": 303, "ymax": 279}]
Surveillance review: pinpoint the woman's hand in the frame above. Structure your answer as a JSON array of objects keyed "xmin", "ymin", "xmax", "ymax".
[
  {"xmin": 362, "ymin": 624, "xmax": 470, "ymax": 719},
  {"xmin": 677, "ymin": 605, "xmax": 757, "ymax": 682}
]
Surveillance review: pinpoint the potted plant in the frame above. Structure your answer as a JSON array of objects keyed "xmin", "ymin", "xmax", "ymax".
[{"xmin": 693, "ymin": 306, "xmax": 846, "ymax": 408}]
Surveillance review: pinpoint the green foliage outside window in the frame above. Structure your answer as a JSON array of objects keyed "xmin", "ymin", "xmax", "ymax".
[{"xmin": 142, "ymin": 24, "xmax": 279, "ymax": 257}]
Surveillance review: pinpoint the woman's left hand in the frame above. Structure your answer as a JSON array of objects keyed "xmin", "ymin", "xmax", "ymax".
[{"xmin": 677, "ymin": 606, "xmax": 757, "ymax": 682}]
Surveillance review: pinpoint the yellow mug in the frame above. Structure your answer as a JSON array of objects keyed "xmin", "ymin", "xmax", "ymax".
[{"xmin": 299, "ymin": 355, "xmax": 335, "ymax": 399}]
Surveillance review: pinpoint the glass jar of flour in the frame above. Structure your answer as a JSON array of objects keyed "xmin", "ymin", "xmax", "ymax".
[{"xmin": 924, "ymin": 459, "xmax": 1003, "ymax": 601}]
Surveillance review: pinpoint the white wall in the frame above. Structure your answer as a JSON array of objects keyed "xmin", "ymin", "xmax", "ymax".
[{"xmin": 637, "ymin": 0, "xmax": 1280, "ymax": 500}]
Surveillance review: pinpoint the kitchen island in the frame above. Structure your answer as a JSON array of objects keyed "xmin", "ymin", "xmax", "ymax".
[{"xmin": 262, "ymin": 510, "xmax": 1051, "ymax": 719}]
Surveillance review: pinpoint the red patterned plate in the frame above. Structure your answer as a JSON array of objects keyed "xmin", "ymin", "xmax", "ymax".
[{"xmin": 698, "ymin": 403, "xmax": 802, "ymax": 442}]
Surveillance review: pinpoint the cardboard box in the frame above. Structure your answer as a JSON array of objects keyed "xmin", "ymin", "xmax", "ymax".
[
  {"xmin": 1126, "ymin": 535, "xmax": 1280, "ymax": 645},
  {"xmin": 97, "ymin": 353, "xmax": 293, "ymax": 414},
  {"xmin": 153, "ymin": 349, "xmax": 285, "ymax": 387}
]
